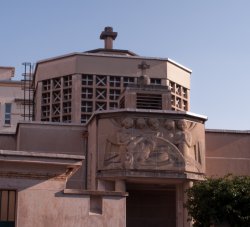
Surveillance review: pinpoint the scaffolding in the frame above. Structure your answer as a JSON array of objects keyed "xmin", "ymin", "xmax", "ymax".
[{"xmin": 21, "ymin": 62, "xmax": 34, "ymax": 121}]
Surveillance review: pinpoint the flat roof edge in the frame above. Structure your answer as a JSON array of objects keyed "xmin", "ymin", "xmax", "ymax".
[
  {"xmin": 206, "ymin": 129, "xmax": 250, "ymax": 134},
  {"xmin": 0, "ymin": 150, "xmax": 85, "ymax": 160},
  {"xmin": 35, "ymin": 52, "xmax": 192, "ymax": 73},
  {"xmin": 86, "ymin": 109, "xmax": 207, "ymax": 125}
]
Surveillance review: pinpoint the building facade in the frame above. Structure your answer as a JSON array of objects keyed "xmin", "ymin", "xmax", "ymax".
[
  {"xmin": 0, "ymin": 67, "xmax": 24, "ymax": 133},
  {"xmin": 0, "ymin": 27, "xmax": 249, "ymax": 227}
]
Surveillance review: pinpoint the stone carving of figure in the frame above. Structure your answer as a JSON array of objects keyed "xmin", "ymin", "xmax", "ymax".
[
  {"xmin": 104, "ymin": 118, "xmax": 134, "ymax": 168},
  {"xmin": 136, "ymin": 118, "xmax": 146, "ymax": 129},
  {"xmin": 148, "ymin": 118, "xmax": 160, "ymax": 130},
  {"xmin": 104, "ymin": 117, "xmax": 188, "ymax": 171},
  {"xmin": 126, "ymin": 136, "xmax": 155, "ymax": 168},
  {"xmin": 164, "ymin": 119, "xmax": 175, "ymax": 142},
  {"xmin": 123, "ymin": 118, "xmax": 155, "ymax": 168},
  {"xmin": 148, "ymin": 118, "xmax": 164, "ymax": 138},
  {"xmin": 174, "ymin": 119, "xmax": 192, "ymax": 158}
]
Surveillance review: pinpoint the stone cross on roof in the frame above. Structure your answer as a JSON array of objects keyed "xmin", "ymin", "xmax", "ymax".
[{"xmin": 100, "ymin": 27, "xmax": 117, "ymax": 49}]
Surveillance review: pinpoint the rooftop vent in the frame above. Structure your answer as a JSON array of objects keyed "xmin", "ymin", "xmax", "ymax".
[{"xmin": 136, "ymin": 93, "xmax": 162, "ymax": 110}]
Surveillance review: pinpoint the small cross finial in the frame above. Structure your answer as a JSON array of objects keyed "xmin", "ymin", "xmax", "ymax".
[
  {"xmin": 138, "ymin": 61, "xmax": 150, "ymax": 77},
  {"xmin": 138, "ymin": 61, "xmax": 150, "ymax": 72},
  {"xmin": 100, "ymin": 27, "xmax": 117, "ymax": 49},
  {"xmin": 138, "ymin": 61, "xmax": 150, "ymax": 85}
]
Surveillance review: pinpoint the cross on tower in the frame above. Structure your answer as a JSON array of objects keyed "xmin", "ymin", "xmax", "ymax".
[
  {"xmin": 138, "ymin": 61, "xmax": 150, "ymax": 85},
  {"xmin": 100, "ymin": 27, "xmax": 117, "ymax": 49},
  {"xmin": 138, "ymin": 61, "xmax": 150, "ymax": 77}
]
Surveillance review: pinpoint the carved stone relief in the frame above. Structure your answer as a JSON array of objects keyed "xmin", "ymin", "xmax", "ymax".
[{"xmin": 103, "ymin": 117, "xmax": 205, "ymax": 173}]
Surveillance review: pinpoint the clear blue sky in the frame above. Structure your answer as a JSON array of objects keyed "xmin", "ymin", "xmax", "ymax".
[{"xmin": 1, "ymin": 0, "xmax": 250, "ymax": 130}]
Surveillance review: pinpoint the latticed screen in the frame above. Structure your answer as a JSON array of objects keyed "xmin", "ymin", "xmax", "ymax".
[
  {"xmin": 81, "ymin": 74, "xmax": 136, "ymax": 124},
  {"xmin": 41, "ymin": 75, "xmax": 72, "ymax": 123},
  {"xmin": 0, "ymin": 190, "xmax": 16, "ymax": 227},
  {"xmin": 169, "ymin": 80, "xmax": 189, "ymax": 111}
]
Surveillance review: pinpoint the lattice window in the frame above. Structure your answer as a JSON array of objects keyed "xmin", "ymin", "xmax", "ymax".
[
  {"xmin": 169, "ymin": 81, "xmax": 175, "ymax": 93},
  {"xmin": 176, "ymin": 97, "xmax": 181, "ymax": 108},
  {"xmin": 63, "ymin": 102, "xmax": 71, "ymax": 114},
  {"xmin": 82, "ymin": 75, "xmax": 93, "ymax": 86},
  {"xmin": 52, "ymin": 117, "xmax": 60, "ymax": 122},
  {"xmin": 96, "ymin": 89, "xmax": 106, "ymax": 100},
  {"xmin": 42, "ymin": 105, "xmax": 50, "ymax": 118},
  {"xmin": 123, "ymin": 77, "xmax": 135, "ymax": 87},
  {"xmin": 119, "ymin": 97, "xmax": 125, "ymax": 108},
  {"xmin": 53, "ymin": 91, "xmax": 61, "ymax": 103},
  {"xmin": 0, "ymin": 190, "xmax": 16, "ymax": 225},
  {"xmin": 110, "ymin": 102, "xmax": 118, "ymax": 110},
  {"xmin": 182, "ymin": 87, "xmax": 187, "ymax": 98},
  {"xmin": 62, "ymin": 115, "xmax": 71, "ymax": 123},
  {"xmin": 176, "ymin": 84, "xmax": 181, "ymax": 95},
  {"xmin": 109, "ymin": 89, "xmax": 120, "ymax": 100},
  {"xmin": 183, "ymin": 100, "xmax": 188, "ymax": 110},
  {"xmin": 53, "ymin": 78, "xmax": 61, "ymax": 89},
  {"xmin": 41, "ymin": 76, "xmax": 73, "ymax": 122},
  {"xmin": 63, "ymin": 75, "xmax": 72, "ymax": 87},
  {"xmin": 96, "ymin": 75, "xmax": 107, "ymax": 86},
  {"xmin": 150, "ymin": 78, "xmax": 161, "ymax": 85},
  {"xmin": 171, "ymin": 97, "xmax": 175, "ymax": 106},
  {"xmin": 81, "ymin": 101, "xmax": 93, "ymax": 113},
  {"xmin": 42, "ymin": 80, "xmax": 51, "ymax": 91},
  {"xmin": 81, "ymin": 114, "xmax": 91, "ymax": 124},
  {"xmin": 82, "ymin": 88, "xmax": 93, "ymax": 99},
  {"xmin": 52, "ymin": 104, "xmax": 60, "ymax": 116},
  {"xmin": 42, "ymin": 93, "xmax": 50, "ymax": 104},
  {"xmin": 63, "ymin": 88, "xmax": 72, "ymax": 101},
  {"xmin": 96, "ymin": 102, "xmax": 106, "ymax": 111},
  {"xmin": 110, "ymin": 76, "xmax": 121, "ymax": 87},
  {"xmin": 168, "ymin": 80, "xmax": 189, "ymax": 111}
]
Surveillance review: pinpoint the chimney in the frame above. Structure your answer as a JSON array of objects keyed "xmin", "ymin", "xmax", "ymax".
[{"xmin": 100, "ymin": 27, "xmax": 117, "ymax": 49}]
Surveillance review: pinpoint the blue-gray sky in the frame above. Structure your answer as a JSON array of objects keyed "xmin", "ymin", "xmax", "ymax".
[{"xmin": 1, "ymin": 0, "xmax": 250, "ymax": 130}]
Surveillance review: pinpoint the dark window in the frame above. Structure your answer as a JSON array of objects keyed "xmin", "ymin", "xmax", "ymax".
[
  {"xmin": 150, "ymin": 78, "xmax": 161, "ymax": 85},
  {"xmin": 4, "ymin": 103, "xmax": 11, "ymax": 125},
  {"xmin": 123, "ymin": 77, "xmax": 135, "ymax": 87},
  {"xmin": 0, "ymin": 190, "xmax": 16, "ymax": 227},
  {"xmin": 89, "ymin": 195, "xmax": 102, "ymax": 215}
]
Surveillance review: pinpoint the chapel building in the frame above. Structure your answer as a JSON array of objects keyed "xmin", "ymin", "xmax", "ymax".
[{"xmin": 0, "ymin": 27, "xmax": 249, "ymax": 227}]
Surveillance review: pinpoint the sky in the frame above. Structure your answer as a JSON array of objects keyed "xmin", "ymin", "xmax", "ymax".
[{"xmin": 1, "ymin": 0, "xmax": 250, "ymax": 130}]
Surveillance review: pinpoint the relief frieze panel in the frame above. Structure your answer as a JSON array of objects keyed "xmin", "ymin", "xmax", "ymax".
[{"xmin": 100, "ymin": 117, "xmax": 205, "ymax": 173}]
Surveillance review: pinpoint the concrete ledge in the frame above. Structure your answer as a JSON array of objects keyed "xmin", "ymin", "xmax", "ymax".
[
  {"xmin": 0, "ymin": 150, "xmax": 84, "ymax": 166},
  {"xmin": 0, "ymin": 150, "xmax": 84, "ymax": 179},
  {"xmin": 97, "ymin": 170, "xmax": 205, "ymax": 181},
  {"xmin": 64, "ymin": 189, "xmax": 128, "ymax": 197},
  {"xmin": 0, "ymin": 150, "xmax": 85, "ymax": 160},
  {"xmin": 206, "ymin": 129, "xmax": 250, "ymax": 134}
]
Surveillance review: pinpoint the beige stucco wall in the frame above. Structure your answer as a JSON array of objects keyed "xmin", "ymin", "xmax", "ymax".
[
  {"xmin": 205, "ymin": 130, "xmax": 250, "ymax": 177},
  {"xmin": 0, "ymin": 176, "xmax": 126, "ymax": 227},
  {"xmin": 0, "ymin": 133, "xmax": 16, "ymax": 150},
  {"xmin": 17, "ymin": 122, "xmax": 85, "ymax": 154},
  {"xmin": 0, "ymin": 82, "xmax": 23, "ymax": 133},
  {"xmin": 0, "ymin": 67, "xmax": 15, "ymax": 80},
  {"xmin": 16, "ymin": 122, "xmax": 87, "ymax": 189},
  {"xmin": 167, "ymin": 61, "xmax": 191, "ymax": 88},
  {"xmin": 18, "ymin": 188, "xmax": 126, "ymax": 227},
  {"xmin": 34, "ymin": 54, "xmax": 190, "ymax": 86}
]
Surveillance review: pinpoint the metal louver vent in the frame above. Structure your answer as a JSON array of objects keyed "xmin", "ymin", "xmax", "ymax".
[{"xmin": 136, "ymin": 93, "xmax": 162, "ymax": 110}]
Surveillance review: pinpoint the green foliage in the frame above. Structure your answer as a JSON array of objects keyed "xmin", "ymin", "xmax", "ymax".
[{"xmin": 185, "ymin": 175, "xmax": 250, "ymax": 227}]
